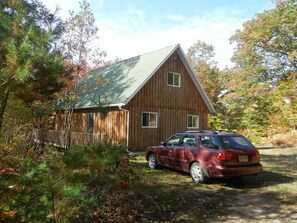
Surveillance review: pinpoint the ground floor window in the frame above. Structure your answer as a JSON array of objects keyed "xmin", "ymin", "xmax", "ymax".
[
  {"xmin": 86, "ymin": 113, "xmax": 94, "ymax": 133},
  {"xmin": 187, "ymin": 115, "xmax": 199, "ymax": 129},
  {"xmin": 142, "ymin": 112, "xmax": 158, "ymax": 128}
]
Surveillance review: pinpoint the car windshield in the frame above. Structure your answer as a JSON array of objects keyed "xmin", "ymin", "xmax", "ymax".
[
  {"xmin": 165, "ymin": 135, "xmax": 182, "ymax": 146},
  {"xmin": 221, "ymin": 136, "xmax": 253, "ymax": 150}
]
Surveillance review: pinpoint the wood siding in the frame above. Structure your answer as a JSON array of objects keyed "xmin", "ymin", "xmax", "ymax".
[
  {"xmin": 55, "ymin": 107, "xmax": 127, "ymax": 147},
  {"xmin": 124, "ymin": 52, "xmax": 209, "ymax": 150}
]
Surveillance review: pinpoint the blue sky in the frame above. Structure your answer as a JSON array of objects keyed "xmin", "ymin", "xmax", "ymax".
[{"xmin": 42, "ymin": 0, "xmax": 274, "ymax": 68}]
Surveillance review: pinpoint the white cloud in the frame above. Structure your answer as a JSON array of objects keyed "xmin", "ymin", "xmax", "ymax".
[
  {"xmin": 99, "ymin": 10, "xmax": 243, "ymax": 68},
  {"xmin": 39, "ymin": 0, "xmax": 253, "ymax": 68}
]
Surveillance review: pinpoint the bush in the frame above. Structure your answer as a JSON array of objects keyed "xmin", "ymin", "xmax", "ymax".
[
  {"xmin": 0, "ymin": 142, "xmax": 140, "ymax": 223},
  {"xmin": 269, "ymin": 130, "xmax": 297, "ymax": 147}
]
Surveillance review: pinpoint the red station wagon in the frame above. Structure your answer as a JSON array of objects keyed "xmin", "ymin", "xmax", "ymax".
[{"xmin": 145, "ymin": 130, "xmax": 262, "ymax": 183}]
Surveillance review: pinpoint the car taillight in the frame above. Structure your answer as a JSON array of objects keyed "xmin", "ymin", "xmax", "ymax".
[
  {"xmin": 253, "ymin": 150, "xmax": 260, "ymax": 158},
  {"xmin": 216, "ymin": 151, "xmax": 233, "ymax": 161}
]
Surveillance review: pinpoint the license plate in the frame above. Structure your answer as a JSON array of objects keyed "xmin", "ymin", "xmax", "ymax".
[{"xmin": 239, "ymin": 155, "xmax": 248, "ymax": 162}]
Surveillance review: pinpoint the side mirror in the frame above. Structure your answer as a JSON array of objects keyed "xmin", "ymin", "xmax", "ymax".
[{"xmin": 160, "ymin": 141, "xmax": 165, "ymax": 146}]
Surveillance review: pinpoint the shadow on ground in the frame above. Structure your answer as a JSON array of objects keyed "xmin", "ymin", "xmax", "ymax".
[{"xmin": 215, "ymin": 170, "xmax": 295, "ymax": 189}]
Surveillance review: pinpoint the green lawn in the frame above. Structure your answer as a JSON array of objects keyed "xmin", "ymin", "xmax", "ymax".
[{"xmin": 128, "ymin": 147, "xmax": 297, "ymax": 222}]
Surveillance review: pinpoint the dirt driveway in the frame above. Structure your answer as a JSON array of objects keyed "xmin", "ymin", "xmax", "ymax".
[
  {"xmin": 134, "ymin": 146, "xmax": 297, "ymax": 223},
  {"xmin": 212, "ymin": 146, "xmax": 297, "ymax": 223}
]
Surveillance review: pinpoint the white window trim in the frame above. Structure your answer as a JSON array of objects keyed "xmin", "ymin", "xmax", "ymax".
[
  {"xmin": 187, "ymin": 114, "xmax": 199, "ymax": 129},
  {"xmin": 142, "ymin": 112, "xmax": 158, "ymax": 128},
  {"xmin": 167, "ymin": 72, "xmax": 181, "ymax": 88}
]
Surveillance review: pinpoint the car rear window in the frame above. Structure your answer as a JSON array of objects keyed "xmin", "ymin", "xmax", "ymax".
[{"xmin": 221, "ymin": 136, "xmax": 253, "ymax": 150}]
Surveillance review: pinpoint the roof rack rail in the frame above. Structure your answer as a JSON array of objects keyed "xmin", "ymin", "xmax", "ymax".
[
  {"xmin": 185, "ymin": 129, "xmax": 237, "ymax": 134},
  {"xmin": 185, "ymin": 130, "xmax": 205, "ymax": 133},
  {"xmin": 212, "ymin": 129, "xmax": 237, "ymax": 134}
]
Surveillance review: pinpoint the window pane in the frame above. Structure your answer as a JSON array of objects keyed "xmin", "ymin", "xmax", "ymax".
[
  {"xmin": 183, "ymin": 135, "xmax": 197, "ymax": 147},
  {"xmin": 200, "ymin": 136, "xmax": 218, "ymax": 149},
  {"xmin": 188, "ymin": 116, "xmax": 193, "ymax": 127},
  {"xmin": 142, "ymin": 113, "xmax": 149, "ymax": 126},
  {"xmin": 192, "ymin": 116, "xmax": 197, "ymax": 128},
  {"xmin": 149, "ymin": 113, "xmax": 156, "ymax": 127},
  {"xmin": 166, "ymin": 135, "xmax": 182, "ymax": 146},
  {"xmin": 168, "ymin": 72, "xmax": 173, "ymax": 85},
  {"xmin": 173, "ymin": 73, "xmax": 180, "ymax": 86},
  {"xmin": 222, "ymin": 136, "xmax": 253, "ymax": 149},
  {"xmin": 86, "ymin": 113, "xmax": 94, "ymax": 133}
]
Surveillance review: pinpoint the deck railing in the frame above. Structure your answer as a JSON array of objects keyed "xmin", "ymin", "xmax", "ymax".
[{"xmin": 32, "ymin": 129, "xmax": 107, "ymax": 148}]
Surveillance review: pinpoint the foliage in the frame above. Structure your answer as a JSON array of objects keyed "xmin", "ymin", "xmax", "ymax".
[
  {"xmin": 187, "ymin": 40, "xmax": 223, "ymax": 103},
  {"xmin": 0, "ymin": 0, "xmax": 65, "ymax": 129},
  {"xmin": 59, "ymin": 0, "xmax": 106, "ymax": 75},
  {"xmin": 230, "ymin": 0, "xmax": 296, "ymax": 84},
  {"xmin": 206, "ymin": 0, "xmax": 297, "ymax": 138},
  {"xmin": 0, "ymin": 142, "xmax": 138, "ymax": 222},
  {"xmin": 269, "ymin": 130, "xmax": 297, "ymax": 147}
]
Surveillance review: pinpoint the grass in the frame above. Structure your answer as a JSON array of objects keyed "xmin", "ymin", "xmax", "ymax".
[
  {"xmin": 259, "ymin": 147, "xmax": 297, "ymax": 205},
  {"xmin": 128, "ymin": 146, "xmax": 297, "ymax": 222},
  {"xmin": 130, "ymin": 156, "xmax": 231, "ymax": 222}
]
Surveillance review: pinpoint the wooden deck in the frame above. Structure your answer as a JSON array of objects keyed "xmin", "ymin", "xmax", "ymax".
[{"xmin": 32, "ymin": 129, "xmax": 108, "ymax": 148}]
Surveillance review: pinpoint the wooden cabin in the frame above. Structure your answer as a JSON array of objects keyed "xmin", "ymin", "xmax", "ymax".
[{"xmin": 52, "ymin": 44, "xmax": 215, "ymax": 151}]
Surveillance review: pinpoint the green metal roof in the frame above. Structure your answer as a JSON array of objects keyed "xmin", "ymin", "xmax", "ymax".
[{"xmin": 63, "ymin": 44, "xmax": 215, "ymax": 113}]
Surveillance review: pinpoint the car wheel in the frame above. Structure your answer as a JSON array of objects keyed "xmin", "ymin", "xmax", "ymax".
[
  {"xmin": 148, "ymin": 154, "xmax": 157, "ymax": 169},
  {"xmin": 190, "ymin": 162, "xmax": 207, "ymax": 183}
]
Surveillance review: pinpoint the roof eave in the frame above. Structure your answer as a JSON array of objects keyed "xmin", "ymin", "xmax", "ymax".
[{"xmin": 70, "ymin": 103, "xmax": 126, "ymax": 110}]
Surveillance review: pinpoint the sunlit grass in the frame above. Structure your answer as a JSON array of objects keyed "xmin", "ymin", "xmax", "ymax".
[{"xmin": 128, "ymin": 147, "xmax": 297, "ymax": 222}]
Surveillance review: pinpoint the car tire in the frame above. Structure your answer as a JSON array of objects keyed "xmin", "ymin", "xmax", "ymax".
[
  {"xmin": 190, "ymin": 162, "xmax": 207, "ymax": 184},
  {"xmin": 148, "ymin": 154, "xmax": 157, "ymax": 169}
]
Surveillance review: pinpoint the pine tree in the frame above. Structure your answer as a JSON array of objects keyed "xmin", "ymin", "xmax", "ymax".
[{"xmin": 0, "ymin": 0, "xmax": 65, "ymax": 129}]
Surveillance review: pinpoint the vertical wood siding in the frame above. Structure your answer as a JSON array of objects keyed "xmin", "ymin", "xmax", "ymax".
[
  {"xmin": 124, "ymin": 51, "xmax": 209, "ymax": 151},
  {"xmin": 55, "ymin": 108, "xmax": 127, "ymax": 146}
]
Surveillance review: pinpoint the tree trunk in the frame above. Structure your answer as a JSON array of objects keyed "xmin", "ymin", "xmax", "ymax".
[{"xmin": 0, "ymin": 87, "xmax": 10, "ymax": 130}]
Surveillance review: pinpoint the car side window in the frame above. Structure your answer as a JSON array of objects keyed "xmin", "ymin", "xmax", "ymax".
[
  {"xmin": 165, "ymin": 135, "xmax": 182, "ymax": 146},
  {"xmin": 200, "ymin": 136, "xmax": 219, "ymax": 149},
  {"xmin": 182, "ymin": 135, "xmax": 197, "ymax": 147}
]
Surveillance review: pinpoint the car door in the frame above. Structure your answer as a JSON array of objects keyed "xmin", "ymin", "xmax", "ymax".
[
  {"xmin": 160, "ymin": 134, "xmax": 183, "ymax": 168},
  {"xmin": 180, "ymin": 135, "xmax": 199, "ymax": 171},
  {"xmin": 169, "ymin": 134, "xmax": 197, "ymax": 170}
]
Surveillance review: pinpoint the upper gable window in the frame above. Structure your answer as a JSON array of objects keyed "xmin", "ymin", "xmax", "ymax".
[{"xmin": 167, "ymin": 72, "xmax": 180, "ymax": 87}]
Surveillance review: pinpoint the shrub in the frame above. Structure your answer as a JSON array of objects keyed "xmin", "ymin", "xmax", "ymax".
[
  {"xmin": 0, "ymin": 142, "xmax": 140, "ymax": 222},
  {"xmin": 269, "ymin": 130, "xmax": 297, "ymax": 147}
]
